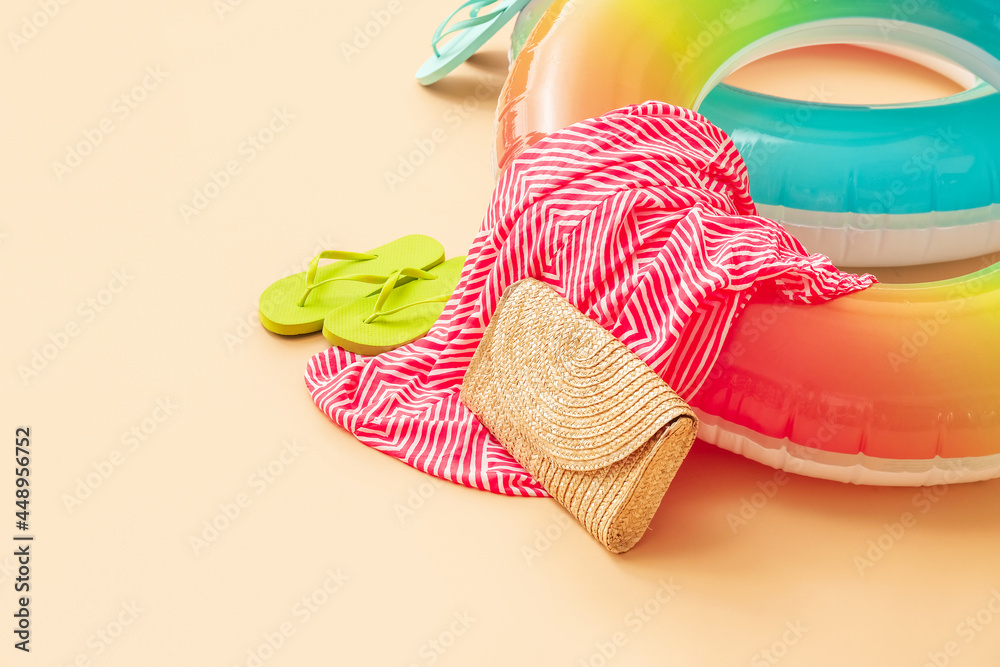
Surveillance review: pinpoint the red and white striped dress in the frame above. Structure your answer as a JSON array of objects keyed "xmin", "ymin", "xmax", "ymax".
[{"xmin": 305, "ymin": 101, "xmax": 875, "ymax": 497}]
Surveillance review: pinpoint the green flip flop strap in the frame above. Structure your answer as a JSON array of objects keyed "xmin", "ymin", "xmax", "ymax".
[
  {"xmin": 363, "ymin": 267, "xmax": 446, "ymax": 324},
  {"xmin": 298, "ymin": 249, "xmax": 384, "ymax": 307},
  {"xmin": 364, "ymin": 295, "xmax": 451, "ymax": 324},
  {"xmin": 431, "ymin": 0, "xmax": 507, "ymax": 57}
]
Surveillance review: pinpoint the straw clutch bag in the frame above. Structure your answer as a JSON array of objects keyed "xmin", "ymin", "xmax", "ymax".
[{"xmin": 460, "ymin": 279, "xmax": 698, "ymax": 553}]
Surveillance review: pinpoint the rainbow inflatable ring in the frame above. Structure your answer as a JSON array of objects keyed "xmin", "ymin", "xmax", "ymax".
[
  {"xmin": 497, "ymin": 0, "xmax": 1000, "ymax": 485},
  {"xmin": 504, "ymin": 0, "xmax": 1000, "ymax": 268}
]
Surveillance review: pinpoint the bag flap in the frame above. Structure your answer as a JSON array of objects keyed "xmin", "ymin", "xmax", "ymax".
[{"xmin": 464, "ymin": 279, "xmax": 696, "ymax": 472}]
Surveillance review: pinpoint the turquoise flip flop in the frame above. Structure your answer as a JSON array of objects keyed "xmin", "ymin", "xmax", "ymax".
[
  {"xmin": 416, "ymin": 0, "xmax": 532, "ymax": 85},
  {"xmin": 322, "ymin": 257, "xmax": 466, "ymax": 355},
  {"xmin": 258, "ymin": 235, "xmax": 445, "ymax": 336}
]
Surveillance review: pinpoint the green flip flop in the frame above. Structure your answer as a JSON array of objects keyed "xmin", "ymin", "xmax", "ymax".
[
  {"xmin": 322, "ymin": 256, "xmax": 466, "ymax": 355},
  {"xmin": 258, "ymin": 235, "xmax": 445, "ymax": 335}
]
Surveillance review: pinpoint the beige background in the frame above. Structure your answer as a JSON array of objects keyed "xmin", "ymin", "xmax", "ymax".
[{"xmin": 3, "ymin": 1, "xmax": 1000, "ymax": 665}]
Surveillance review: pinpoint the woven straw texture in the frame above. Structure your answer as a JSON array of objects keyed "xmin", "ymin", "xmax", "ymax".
[{"xmin": 461, "ymin": 279, "xmax": 698, "ymax": 553}]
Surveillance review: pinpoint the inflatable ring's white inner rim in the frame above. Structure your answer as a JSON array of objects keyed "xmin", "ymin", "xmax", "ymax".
[
  {"xmin": 724, "ymin": 41, "xmax": 983, "ymax": 105},
  {"xmin": 694, "ymin": 18, "xmax": 1000, "ymax": 110},
  {"xmin": 697, "ymin": 412, "xmax": 1000, "ymax": 486},
  {"xmin": 762, "ymin": 208, "xmax": 1000, "ymax": 270},
  {"xmin": 759, "ymin": 204, "xmax": 1000, "ymax": 233},
  {"xmin": 723, "ymin": 43, "xmax": 995, "ymax": 108}
]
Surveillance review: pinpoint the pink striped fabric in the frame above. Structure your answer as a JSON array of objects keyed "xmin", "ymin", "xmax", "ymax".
[{"xmin": 305, "ymin": 101, "xmax": 875, "ymax": 497}]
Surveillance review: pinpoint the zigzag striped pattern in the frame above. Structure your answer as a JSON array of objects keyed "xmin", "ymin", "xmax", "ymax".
[{"xmin": 304, "ymin": 101, "xmax": 875, "ymax": 497}]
